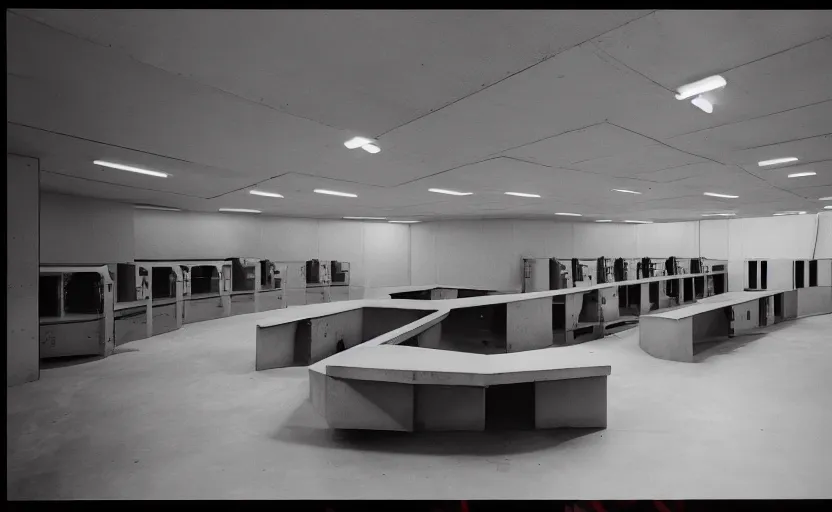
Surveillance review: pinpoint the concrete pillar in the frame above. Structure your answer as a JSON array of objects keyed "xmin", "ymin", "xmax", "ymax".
[{"xmin": 7, "ymin": 154, "xmax": 40, "ymax": 386}]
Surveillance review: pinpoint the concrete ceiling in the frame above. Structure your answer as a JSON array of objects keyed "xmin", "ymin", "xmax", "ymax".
[{"xmin": 7, "ymin": 9, "xmax": 832, "ymax": 222}]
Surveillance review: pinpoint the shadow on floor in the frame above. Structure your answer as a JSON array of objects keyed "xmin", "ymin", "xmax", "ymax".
[
  {"xmin": 39, "ymin": 346, "xmax": 140, "ymax": 369},
  {"xmin": 693, "ymin": 332, "xmax": 766, "ymax": 362},
  {"xmin": 273, "ymin": 400, "xmax": 602, "ymax": 456}
]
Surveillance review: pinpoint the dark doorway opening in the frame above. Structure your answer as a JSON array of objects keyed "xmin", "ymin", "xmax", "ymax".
[
  {"xmin": 485, "ymin": 383, "xmax": 535, "ymax": 430},
  {"xmin": 748, "ymin": 260, "xmax": 758, "ymax": 289}
]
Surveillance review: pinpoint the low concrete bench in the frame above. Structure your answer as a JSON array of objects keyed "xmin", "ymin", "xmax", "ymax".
[{"xmin": 308, "ymin": 344, "xmax": 611, "ymax": 432}]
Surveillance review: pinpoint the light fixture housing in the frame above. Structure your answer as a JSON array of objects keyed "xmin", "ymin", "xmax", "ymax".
[
  {"xmin": 787, "ymin": 172, "xmax": 816, "ymax": 178},
  {"xmin": 219, "ymin": 208, "xmax": 261, "ymax": 213},
  {"xmin": 773, "ymin": 211, "xmax": 807, "ymax": 216},
  {"xmin": 428, "ymin": 188, "xmax": 473, "ymax": 196},
  {"xmin": 134, "ymin": 204, "xmax": 181, "ymax": 211},
  {"xmin": 94, "ymin": 160, "xmax": 168, "ymax": 178},
  {"xmin": 314, "ymin": 189, "xmax": 358, "ymax": 198},
  {"xmin": 505, "ymin": 192, "xmax": 542, "ymax": 198},
  {"xmin": 361, "ymin": 143, "xmax": 381, "ymax": 154},
  {"xmin": 758, "ymin": 157, "xmax": 799, "ymax": 167},
  {"xmin": 819, "ymin": 196, "xmax": 832, "ymax": 201},
  {"xmin": 344, "ymin": 136, "xmax": 373, "ymax": 149},
  {"xmin": 554, "ymin": 212, "xmax": 582, "ymax": 217},
  {"xmin": 389, "ymin": 220, "xmax": 421, "ymax": 223},
  {"xmin": 675, "ymin": 75, "xmax": 727, "ymax": 100},
  {"xmin": 704, "ymin": 192, "xmax": 739, "ymax": 199},
  {"xmin": 595, "ymin": 219, "xmax": 612, "ymax": 223},
  {"xmin": 249, "ymin": 190, "xmax": 284, "ymax": 198},
  {"xmin": 691, "ymin": 95, "xmax": 713, "ymax": 114},
  {"xmin": 611, "ymin": 189, "xmax": 641, "ymax": 195},
  {"xmin": 343, "ymin": 216, "xmax": 386, "ymax": 220},
  {"xmin": 624, "ymin": 220, "xmax": 653, "ymax": 224},
  {"xmin": 701, "ymin": 213, "xmax": 736, "ymax": 217},
  {"xmin": 825, "ymin": 206, "xmax": 832, "ymax": 210}
]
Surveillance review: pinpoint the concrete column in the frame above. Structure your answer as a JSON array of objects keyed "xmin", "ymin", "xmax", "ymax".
[{"xmin": 7, "ymin": 154, "xmax": 40, "ymax": 386}]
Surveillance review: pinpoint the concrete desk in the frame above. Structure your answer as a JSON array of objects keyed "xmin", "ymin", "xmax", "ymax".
[
  {"xmin": 639, "ymin": 290, "xmax": 795, "ymax": 363},
  {"xmin": 308, "ymin": 343, "xmax": 611, "ymax": 432}
]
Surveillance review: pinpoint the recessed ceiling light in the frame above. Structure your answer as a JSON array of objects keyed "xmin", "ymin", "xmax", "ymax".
[
  {"xmin": 825, "ymin": 205, "xmax": 832, "ymax": 209},
  {"xmin": 691, "ymin": 96, "xmax": 714, "ymax": 113},
  {"xmin": 675, "ymin": 75, "xmax": 727, "ymax": 100},
  {"xmin": 595, "ymin": 219, "xmax": 612, "ymax": 223},
  {"xmin": 554, "ymin": 212, "xmax": 582, "ymax": 216},
  {"xmin": 134, "ymin": 204, "xmax": 181, "ymax": 211},
  {"xmin": 389, "ymin": 220, "xmax": 421, "ymax": 224},
  {"xmin": 343, "ymin": 216, "xmax": 386, "ymax": 220},
  {"xmin": 787, "ymin": 171, "xmax": 816, "ymax": 178},
  {"xmin": 704, "ymin": 192, "xmax": 739, "ymax": 199},
  {"xmin": 249, "ymin": 190, "xmax": 284, "ymax": 198},
  {"xmin": 611, "ymin": 189, "xmax": 641, "ymax": 195},
  {"xmin": 361, "ymin": 143, "xmax": 381, "ymax": 154},
  {"xmin": 314, "ymin": 189, "xmax": 357, "ymax": 198},
  {"xmin": 505, "ymin": 192, "xmax": 542, "ymax": 198},
  {"xmin": 219, "ymin": 208, "xmax": 261, "ymax": 214},
  {"xmin": 624, "ymin": 220, "xmax": 653, "ymax": 224},
  {"xmin": 701, "ymin": 213, "xmax": 736, "ymax": 217},
  {"xmin": 773, "ymin": 211, "xmax": 806, "ymax": 216},
  {"xmin": 344, "ymin": 136, "xmax": 373, "ymax": 149},
  {"xmin": 429, "ymin": 188, "xmax": 473, "ymax": 196},
  {"xmin": 758, "ymin": 157, "xmax": 799, "ymax": 167},
  {"xmin": 94, "ymin": 160, "xmax": 168, "ymax": 178},
  {"xmin": 819, "ymin": 196, "xmax": 832, "ymax": 201}
]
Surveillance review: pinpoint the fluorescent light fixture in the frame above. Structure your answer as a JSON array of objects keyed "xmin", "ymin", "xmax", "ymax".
[
  {"xmin": 825, "ymin": 205, "xmax": 832, "ymax": 209},
  {"xmin": 554, "ymin": 212, "xmax": 582, "ymax": 217},
  {"xmin": 428, "ymin": 188, "xmax": 473, "ymax": 196},
  {"xmin": 691, "ymin": 95, "xmax": 713, "ymax": 114},
  {"xmin": 219, "ymin": 208, "xmax": 261, "ymax": 214},
  {"xmin": 343, "ymin": 216, "xmax": 386, "ymax": 220},
  {"xmin": 758, "ymin": 157, "xmax": 799, "ymax": 167},
  {"xmin": 701, "ymin": 213, "xmax": 736, "ymax": 217},
  {"xmin": 344, "ymin": 136, "xmax": 373, "ymax": 149},
  {"xmin": 314, "ymin": 189, "xmax": 357, "ymax": 198},
  {"xmin": 361, "ymin": 143, "xmax": 381, "ymax": 154},
  {"xmin": 595, "ymin": 220, "xmax": 612, "ymax": 223},
  {"xmin": 704, "ymin": 192, "xmax": 739, "ymax": 199},
  {"xmin": 134, "ymin": 204, "xmax": 180, "ymax": 211},
  {"xmin": 788, "ymin": 171, "xmax": 816, "ymax": 178},
  {"xmin": 773, "ymin": 211, "xmax": 806, "ymax": 216},
  {"xmin": 819, "ymin": 197, "xmax": 832, "ymax": 201},
  {"xmin": 389, "ymin": 220, "xmax": 421, "ymax": 223},
  {"xmin": 611, "ymin": 189, "xmax": 641, "ymax": 195},
  {"xmin": 93, "ymin": 160, "xmax": 168, "ymax": 178},
  {"xmin": 505, "ymin": 192, "xmax": 542, "ymax": 198},
  {"xmin": 249, "ymin": 190, "xmax": 284, "ymax": 198},
  {"xmin": 624, "ymin": 220, "xmax": 653, "ymax": 224},
  {"xmin": 675, "ymin": 75, "xmax": 727, "ymax": 100}
]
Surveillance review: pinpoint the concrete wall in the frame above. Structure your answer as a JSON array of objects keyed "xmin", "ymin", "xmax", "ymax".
[
  {"xmin": 410, "ymin": 214, "xmax": 832, "ymax": 291},
  {"xmin": 39, "ymin": 192, "xmax": 411, "ymax": 289},
  {"xmin": 7, "ymin": 155, "xmax": 40, "ymax": 386}
]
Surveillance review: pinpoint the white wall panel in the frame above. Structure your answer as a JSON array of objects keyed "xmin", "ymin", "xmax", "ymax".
[
  {"xmin": 40, "ymin": 192, "xmax": 134, "ymax": 263},
  {"xmin": 699, "ymin": 219, "xmax": 729, "ymax": 259},
  {"xmin": 637, "ymin": 221, "xmax": 699, "ymax": 257},
  {"xmin": 409, "ymin": 223, "xmax": 437, "ymax": 285},
  {"xmin": 135, "ymin": 210, "xmax": 261, "ymax": 260},
  {"xmin": 815, "ymin": 212, "xmax": 832, "ymax": 259},
  {"xmin": 733, "ymin": 215, "xmax": 818, "ymax": 260},
  {"xmin": 318, "ymin": 220, "xmax": 365, "ymax": 288},
  {"xmin": 362, "ymin": 223, "xmax": 410, "ymax": 288},
  {"xmin": 574, "ymin": 223, "xmax": 637, "ymax": 257},
  {"xmin": 259, "ymin": 218, "xmax": 319, "ymax": 262}
]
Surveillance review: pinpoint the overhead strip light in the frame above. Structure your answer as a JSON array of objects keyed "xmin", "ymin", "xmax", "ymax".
[
  {"xmin": 703, "ymin": 192, "xmax": 739, "ymax": 199},
  {"xmin": 429, "ymin": 188, "xmax": 473, "ymax": 196},
  {"xmin": 314, "ymin": 189, "xmax": 358, "ymax": 198},
  {"xmin": 554, "ymin": 212, "xmax": 582, "ymax": 217},
  {"xmin": 675, "ymin": 75, "xmax": 727, "ymax": 100},
  {"xmin": 788, "ymin": 171, "xmax": 816, "ymax": 178},
  {"xmin": 343, "ymin": 216, "xmax": 386, "ymax": 220},
  {"xmin": 361, "ymin": 143, "xmax": 381, "ymax": 154},
  {"xmin": 819, "ymin": 197, "xmax": 832, "ymax": 201},
  {"xmin": 701, "ymin": 213, "xmax": 736, "ymax": 217},
  {"xmin": 250, "ymin": 190, "xmax": 284, "ymax": 198},
  {"xmin": 595, "ymin": 220, "xmax": 612, "ymax": 223},
  {"xmin": 134, "ymin": 204, "xmax": 181, "ymax": 211},
  {"xmin": 94, "ymin": 160, "xmax": 168, "ymax": 178},
  {"xmin": 611, "ymin": 189, "xmax": 641, "ymax": 195},
  {"xmin": 389, "ymin": 220, "xmax": 421, "ymax": 224},
  {"xmin": 505, "ymin": 192, "xmax": 542, "ymax": 198},
  {"xmin": 344, "ymin": 136, "xmax": 373, "ymax": 149},
  {"xmin": 825, "ymin": 206, "xmax": 832, "ymax": 209},
  {"xmin": 758, "ymin": 157, "xmax": 799, "ymax": 167},
  {"xmin": 773, "ymin": 211, "xmax": 806, "ymax": 216},
  {"xmin": 624, "ymin": 220, "xmax": 653, "ymax": 224},
  {"xmin": 219, "ymin": 208, "xmax": 261, "ymax": 214}
]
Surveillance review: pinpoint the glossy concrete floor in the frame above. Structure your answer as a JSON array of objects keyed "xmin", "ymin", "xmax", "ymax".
[{"xmin": 7, "ymin": 311, "xmax": 832, "ymax": 500}]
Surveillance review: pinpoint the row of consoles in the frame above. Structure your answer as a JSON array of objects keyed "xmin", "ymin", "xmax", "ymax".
[{"xmin": 37, "ymin": 258, "xmax": 351, "ymax": 359}]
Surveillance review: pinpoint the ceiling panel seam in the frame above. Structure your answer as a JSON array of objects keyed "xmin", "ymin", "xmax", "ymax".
[
  {"xmin": 739, "ymin": 134, "xmax": 832, "ymax": 152},
  {"xmin": 40, "ymin": 170, "xmax": 206, "ymax": 198},
  {"xmin": 372, "ymin": 11, "xmax": 658, "ymax": 140},
  {"xmin": 8, "ymin": 10, "xmax": 345, "ymax": 132}
]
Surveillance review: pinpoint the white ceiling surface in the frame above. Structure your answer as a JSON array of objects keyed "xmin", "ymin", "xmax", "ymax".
[{"xmin": 7, "ymin": 10, "xmax": 832, "ymax": 222}]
